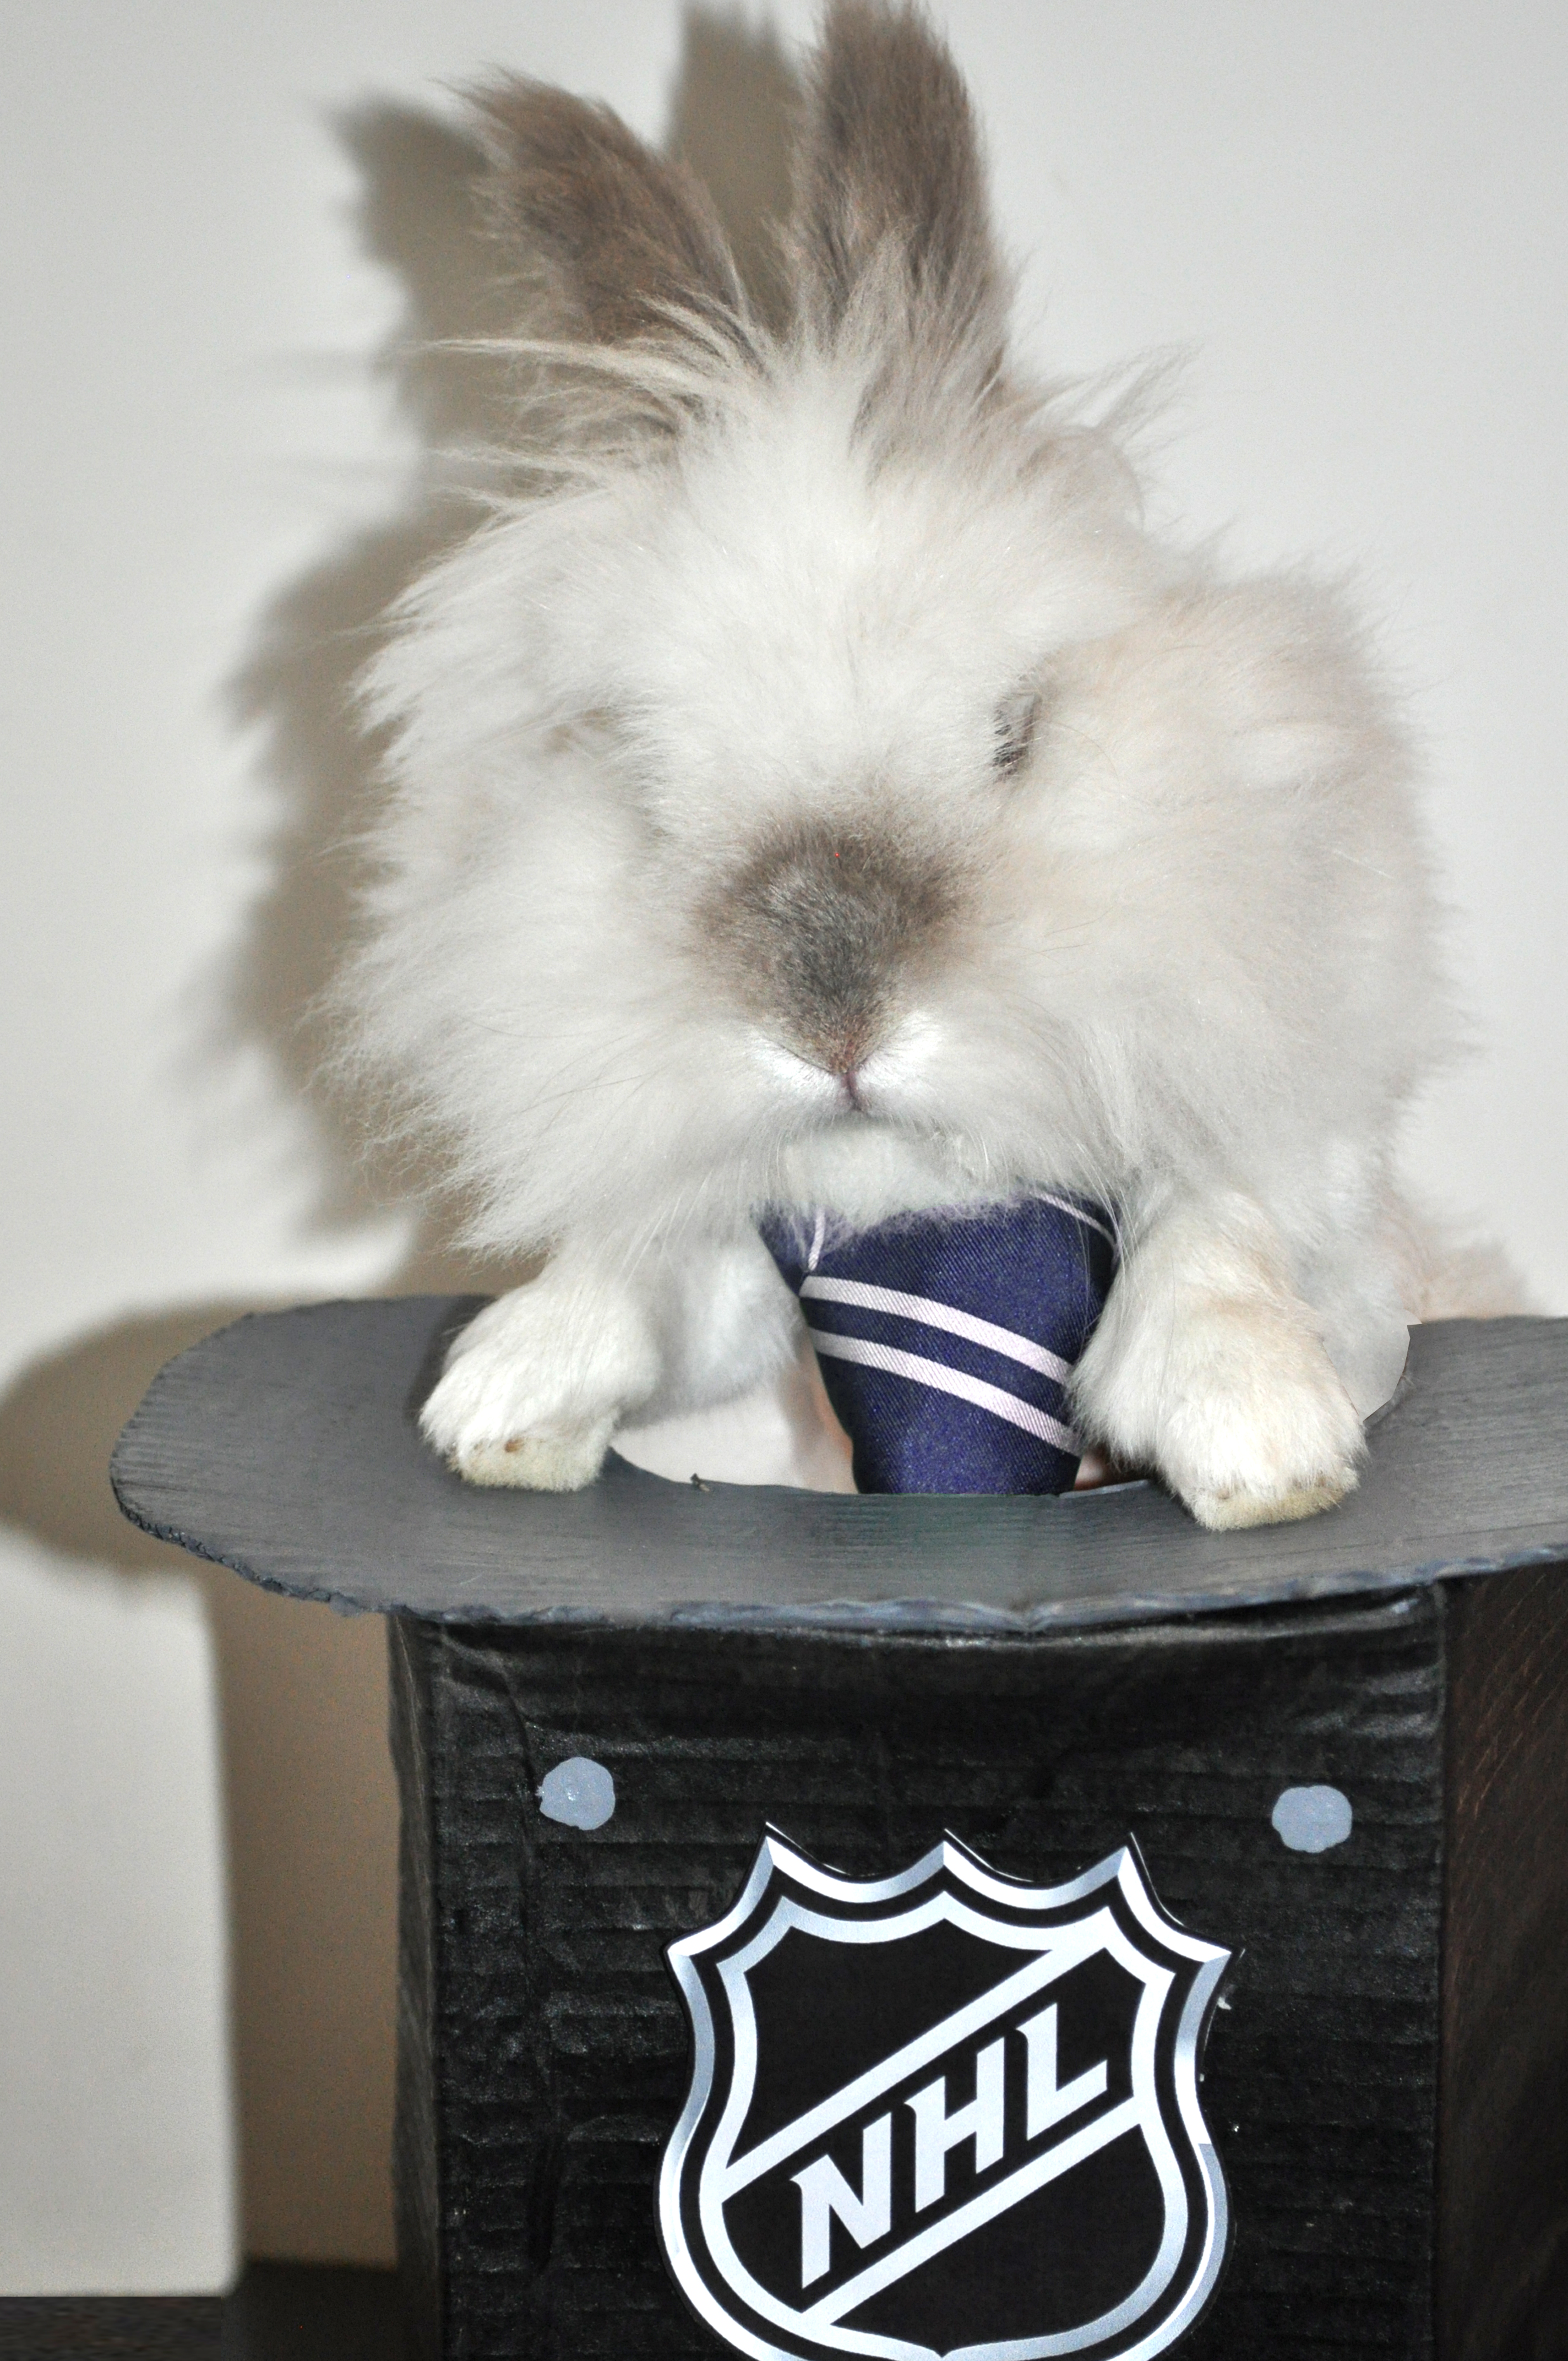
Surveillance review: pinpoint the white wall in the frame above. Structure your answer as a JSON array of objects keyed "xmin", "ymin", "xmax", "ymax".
[{"xmin": 1, "ymin": 0, "xmax": 1562, "ymax": 2289}]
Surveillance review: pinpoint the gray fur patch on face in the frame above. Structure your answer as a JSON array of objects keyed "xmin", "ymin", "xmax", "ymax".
[{"xmin": 706, "ymin": 824, "xmax": 959, "ymax": 1076}]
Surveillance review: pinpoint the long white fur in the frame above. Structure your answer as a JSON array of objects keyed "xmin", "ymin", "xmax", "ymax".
[{"xmin": 339, "ymin": 10, "xmax": 1462, "ymax": 1530}]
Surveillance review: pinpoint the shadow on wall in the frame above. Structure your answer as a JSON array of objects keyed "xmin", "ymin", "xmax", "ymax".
[
  {"xmin": 0, "ymin": 7, "xmax": 802, "ymax": 2272},
  {"xmin": 0, "ymin": 1305, "xmax": 399, "ymax": 2268}
]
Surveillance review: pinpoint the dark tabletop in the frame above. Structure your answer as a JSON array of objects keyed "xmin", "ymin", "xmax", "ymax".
[
  {"xmin": 0, "ymin": 2266, "xmax": 399, "ymax": 2358},
  {"xmin": 110, "ymin": 1298, "xmax": 1568, "ymax": 1636}
]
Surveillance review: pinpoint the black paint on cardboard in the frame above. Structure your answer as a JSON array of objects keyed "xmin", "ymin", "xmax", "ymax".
[{"xmin": 390, "ymin": 1596, "xmax": 1445, "ymax": 2359}]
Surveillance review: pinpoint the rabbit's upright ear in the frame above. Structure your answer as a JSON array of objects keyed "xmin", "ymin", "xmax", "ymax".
[
  {"xmin": 473, "ymin": 80, "xmax": 750, "ymax": 360},
  {"xmin": 788, "ymin": 2, "xmax": 1009, "ymax": 378}
]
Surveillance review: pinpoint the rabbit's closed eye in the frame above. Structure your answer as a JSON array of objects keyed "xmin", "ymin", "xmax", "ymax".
[{"xmin": 992, "ymin": 684, "xmax": 1044, "ymax": 779}]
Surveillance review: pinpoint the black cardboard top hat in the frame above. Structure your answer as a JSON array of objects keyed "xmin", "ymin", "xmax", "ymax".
[{"xmin": 760, "ymin": 1196, "xmax": 1117, "ymax": 1495}]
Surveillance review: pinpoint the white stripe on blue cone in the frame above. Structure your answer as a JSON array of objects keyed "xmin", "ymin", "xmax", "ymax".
[{"xmin": 759, "ymin": 1196, "xmax": 1117, "ymax": 1494}]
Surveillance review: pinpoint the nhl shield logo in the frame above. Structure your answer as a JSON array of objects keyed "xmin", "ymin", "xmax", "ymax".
[{"xmin": 658, "ymin": 1833, "xmax": 1231, "ymax": 2361}]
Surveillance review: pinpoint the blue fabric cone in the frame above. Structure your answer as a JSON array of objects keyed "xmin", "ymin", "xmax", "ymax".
[{"xmin": 758, "ymin": 1195, "xmax": 1118, "ymax": 1495}]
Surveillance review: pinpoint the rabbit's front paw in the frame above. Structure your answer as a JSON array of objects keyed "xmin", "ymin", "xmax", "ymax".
[
  {"xmin": 1169, "ymin": 1343, "xmax": 1364, "ymax": 1531},
  {"xmin": 426, "ymin": 1394, "xmax": 618, "ymax": 1490},
  {"xmin": 420, "ymin": 1279, "xmax": 656, "ymax": 1491},
  {"xmin": 1076, "ymin": 1291, "xmax": 1365, "ymax": 1532}
]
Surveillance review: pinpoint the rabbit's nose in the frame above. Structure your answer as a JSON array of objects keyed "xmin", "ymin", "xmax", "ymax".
[{"xmin": 711, "ymin": 824, "xmax": 956, "ymax": 1075}]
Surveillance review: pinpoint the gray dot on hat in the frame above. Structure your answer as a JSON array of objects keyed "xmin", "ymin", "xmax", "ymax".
[
  {"xmin": 539, "ymin": 1756, "xmax": 616, "ymax": 1830},
  {"xmin": 1271, "ymin": 1784, "xmax": 1353, "ymax": 1853}
]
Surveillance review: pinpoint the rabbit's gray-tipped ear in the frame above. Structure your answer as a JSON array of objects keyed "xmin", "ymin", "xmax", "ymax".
[
  {"xmin": 473, "ymin": 80, "xmax": 749, "ymax": 355},
  {"xmin": 789, "ymin": 2, "xmax": 1008, "ymax": 369}
]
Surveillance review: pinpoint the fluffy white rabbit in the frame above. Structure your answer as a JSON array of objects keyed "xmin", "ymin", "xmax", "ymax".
[{"xmin": 341, "ymin": 0, "xmax": 1467, "ymax": 1530}]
